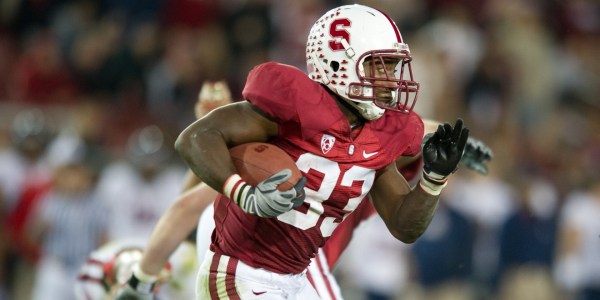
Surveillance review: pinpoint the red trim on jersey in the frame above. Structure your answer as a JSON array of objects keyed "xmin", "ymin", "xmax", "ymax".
[
  {"xmin": 209, "ymin": 253, "xmax": 220, "ymax": 299},
  {"xmin": 225, "ymin": 257, "xmax": 240, "ymax": 300}
]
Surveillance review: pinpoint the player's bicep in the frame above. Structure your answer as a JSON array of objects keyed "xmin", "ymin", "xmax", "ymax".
[
  {"xmin": 395, "ymin": 154, "xmax": 421, "ymax": 169},
  {"xmin": 194, "ymin": 101, "xmax": 279, "ymax": 146},
  {"xmin": 369, "ymin": 162, "xmax": 411, "ymax": 230}
]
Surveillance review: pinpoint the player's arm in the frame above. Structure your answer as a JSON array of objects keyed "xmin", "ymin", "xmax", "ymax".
[
  {"xmin": 176, "ymin": 101, "xmax": 276, "ymax": 190},
  {"xmin": 176, "ymin": 102, "xmax": 306, "ymax": 218},
  {"xmin": 369, "ymin": 119, "xmax": 468, "ymax": 243},
  {"xmin": 138, "ymin": 183, "xmax": 218, "ymax": 274},
  {"xmin": 114, "ymin": 183, "xmax": 218, "ymax": 299}
]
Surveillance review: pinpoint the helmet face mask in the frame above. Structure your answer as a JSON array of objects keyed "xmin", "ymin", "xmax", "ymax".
[{"xmin": 306, "ymin": 4, "xmax": 420, "ymax": 120}]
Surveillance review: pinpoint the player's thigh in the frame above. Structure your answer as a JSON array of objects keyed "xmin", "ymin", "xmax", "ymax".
[
  {"xmin": 306, "ymin": 249, "xmax": 343, "ymax": 300},
  {"xmin": 196, "ymin": 251, "xmax": 319, "ymax": 300}
]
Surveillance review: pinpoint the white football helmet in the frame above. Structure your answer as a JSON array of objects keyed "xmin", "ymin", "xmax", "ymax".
[
  {"xmin": 306, "ymin": 4, "xmax": 420, "ymax": 120},
  {"xmin": 74, "ymin": 241, "xmax": 172, "ymax": 300}
]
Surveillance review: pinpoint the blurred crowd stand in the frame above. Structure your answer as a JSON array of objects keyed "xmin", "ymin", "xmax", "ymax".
[{"xmin": 1, "ymin": 0, "xmax": 599, "ymax": 299}]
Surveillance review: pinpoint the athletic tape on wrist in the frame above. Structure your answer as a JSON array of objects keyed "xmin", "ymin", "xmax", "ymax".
[
  {"xmin": 223, "ymin": 174, "xmax": 243, "ymax": 202},
  {"xmin": 132, "ymin": 264, "xmax": 158, "ymax": 283},
  {"xmin": 130, "ymin": 264, "xmax": 157, "ymax": 293},
  {"xmin": 223, "ymin": 174, "xmax": 252, "ymax": 208},
  {"xmin": 419, "ymin": 172, "xmax": 448, "ymax": 196},
  {"xmin": 419, "ymin": 179, "xmax": 447, "ymax": 195}
]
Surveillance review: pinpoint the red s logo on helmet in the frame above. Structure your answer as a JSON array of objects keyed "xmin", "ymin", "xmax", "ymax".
[{"xmin": 328, "ymin": 19, "xmax": 351, "ymax": 51}]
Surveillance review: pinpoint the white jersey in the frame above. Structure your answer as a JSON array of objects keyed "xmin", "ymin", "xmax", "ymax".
[{"xmin": 96, "ymin": 161, "xmax": 185, "ymax": 241}]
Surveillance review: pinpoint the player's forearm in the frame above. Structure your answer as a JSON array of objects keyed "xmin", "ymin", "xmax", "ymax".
[
  {"xmin": 138, "ymin": 189, "xmax": 207, "ymax": 274},
  {"xmin": 139, "ymin": 206, "xmax": 195, "ymax": 274},
  {"xmin": 181, "ymin": 170, "xmax": 203, "ymax": 192},
  {"xmin": 390, "ymin": 185, "xmax": 440, "ymax": 243}
]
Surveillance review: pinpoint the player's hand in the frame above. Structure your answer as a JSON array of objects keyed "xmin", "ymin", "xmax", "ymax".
[
  {"xmin": 196, "ymin": 80, "xmax": 233, "ymax": 119},
  {"xmin": 113, "ymin": 263, "xmax": 164, "ymax": 300},
  {"xmin": 460, "ymin": 136, "xmax": 493, "ymax": 175},
  {"xmin": 421, "ymin": 118, "xmax": 469, "ymax": 181},
  {"xmin": 224, "ymin": 170, "xmax": 307, "ymax": 218},
  {"xmin": 113, "ymin": 281, "xmax": 153, "ymax": 300}
]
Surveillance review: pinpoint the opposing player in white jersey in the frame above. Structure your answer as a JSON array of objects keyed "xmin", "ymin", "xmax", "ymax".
[
  {"xmin": 74, "ymin": 237, "xmax": 199, "ymax": 300},
  {"xmin": 115, "ymin": 4, "xmax": 483, "ymax": 299}
]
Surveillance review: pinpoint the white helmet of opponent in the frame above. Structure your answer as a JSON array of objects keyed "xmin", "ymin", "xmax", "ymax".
[
  {"xmin": 74, "ymin": 240, "xmax": 173, "ymax": 300},
  {"xmin": 306, "ymin": 4, "xmax": 420, "ymax": 120}
]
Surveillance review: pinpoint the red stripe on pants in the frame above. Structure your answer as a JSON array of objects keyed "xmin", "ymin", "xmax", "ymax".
[
  {"xmin": 316, "ymin": 254, "xmax": 338, "ymax": 300},
  {"xmin": 225, "ymin": 256, "xmax": 240, "ymax": 299},
  {"xmin": 209, "ymin": 253, "xmax": 221, "ymax": 299}
]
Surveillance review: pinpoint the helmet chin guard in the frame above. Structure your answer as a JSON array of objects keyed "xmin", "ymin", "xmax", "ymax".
[{"xmin": 306, "ymin": 4, "xmax": 420, "ymax": 120}]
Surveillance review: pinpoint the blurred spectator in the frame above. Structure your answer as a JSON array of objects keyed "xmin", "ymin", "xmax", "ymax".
[
  {"xmin": 145, "ymin": 28, "xmax": 205, "ymax": 128},
  {"xmin": 336, "ymin": 213, "xmax": 412, "ymax": 300},
  {"xmin": 8, "ymin": 29, "xmax": 79, "ymax": 105},
  {"xmin": 1, "ymin": 108, "xmax": 56, "ymax": 300},
  {"xmin": 463, "ymin": 36, "xmax": 512, "ymax": 134},
  {"xmin": 270, "ymin": 0, "xmax": 329, "ymax": 70},
  {"xmin": 27, "ymin": 162, "xmax": 108, "ymax": 300},
  {"xmin": 68, "ymin": 16, "xmax": 136, "ymax": 99},
  {"xmin": 222, "ymin": 1, "xmax": 273, "ymax": 90},
  {"xmin": 161, "ymin": 0, "xmax": 222, "ymax": 29},
  {"xmin": 411, "ymin": 200, "xmax": 476, "ymax": 299},
  {"xmin": 554, "ymin": 178, "xmax": 600, "ymax": 300},
  {"xmin": 445, "ymin": 170, "xmax": 516, "ymax": 298},
  {"xmin": 0, "ymin": 34, "xmax": 18, "ymax": 100},
  {"xmin": 95, "ymin": 124, "xmax": 185, "ymax": 242},
  {"xmin": 46, "ymin": 100, "xmax": 109, "ymax": 176},
  {"xmin": 497, "ymin": 176, "xmax": 559, "ymax": 294}
]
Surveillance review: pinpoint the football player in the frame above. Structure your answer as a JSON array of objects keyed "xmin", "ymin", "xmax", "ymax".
[
  {"xmin": 112, "ymin": 83, "xmax": 490, "ymax": 300},
  {"xmin": 74, "ymin": 237, "xmax": 198, "ymax": 300},
  {"xmin": 117, "ymin": 4, "xmax": 492, "ymax": 299}
]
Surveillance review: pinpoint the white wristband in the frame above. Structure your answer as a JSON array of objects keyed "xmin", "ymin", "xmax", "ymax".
[
  {"xmin": 132, "ymin": 263, "xmax": 158, "ymax": 283},
  {"xmin": 223, "ymin": 174, "xmax": 251, "ymax": 206},
  {"xmin": 419, "ymin": 178, "xmax": 447, "ymax": 196}
]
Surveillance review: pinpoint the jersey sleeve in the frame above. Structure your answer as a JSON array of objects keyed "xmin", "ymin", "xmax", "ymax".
[
  {"xmin": 372, "ymin": 111, "xmax": 424, "ymax": 163},
  {"xmin": 242, "ymin": 62, "xmax": 307, "ymax": 123},
  {"xmin": 401, "ymin": 112, "xmax": 424, "ymax": 157},
  {"xmin": 242, "ymin": 62, "xmax": 343, "ymax": 139}
]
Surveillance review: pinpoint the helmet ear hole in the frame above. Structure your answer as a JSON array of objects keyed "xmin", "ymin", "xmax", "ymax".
[{"xmin": 330, "ymin": 61, "xmax": 340, "ymax": 72}]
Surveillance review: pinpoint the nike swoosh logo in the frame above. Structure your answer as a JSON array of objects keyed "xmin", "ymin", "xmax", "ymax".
[
  {"xmin": 363, "ymin": 150, "xmax": 378, "ymax": 158},
  {"xmin": 252, "ymin": 290, "xmax": 267, "ymax": 295}
]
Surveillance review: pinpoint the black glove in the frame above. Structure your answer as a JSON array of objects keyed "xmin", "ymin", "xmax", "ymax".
[
  {"xmin": 113, "ymin": 265, "xmax": 157, "ymax": 300},
  {"xmin": 421, "ymin": 118, "xmax": 469, "ymax": 181},
  {"xmin": 113, "ymin": 275, "xmax": 154, "ymax": 300},
  {"xmin": 460, "ymin": 136, "xmax": 493, "ymax": 175}
]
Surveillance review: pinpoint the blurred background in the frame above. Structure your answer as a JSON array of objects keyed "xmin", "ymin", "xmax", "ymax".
[{"xmin": 0, "ymin": 0, "xmax": 599, "ymax": 299}]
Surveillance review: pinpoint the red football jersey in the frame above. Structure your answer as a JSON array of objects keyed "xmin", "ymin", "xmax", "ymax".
[
  {"xmin": 210, "ymin": 62, "xmax": 423, "ymax": 274},
  {"xmin": 321, "ymin": 157, "xmax": 423, "ymax": 269}
]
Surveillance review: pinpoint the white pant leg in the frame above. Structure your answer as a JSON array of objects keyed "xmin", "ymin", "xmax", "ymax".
[
  {"xmin": 306, "ymin": 249, "xmax": 344, "ymax": 300},
  {"xmin": 196, "ymin": 250, "xmax": 321, "ymax": 300},
  {"xmin": 196, "ymin": 201, "xmax": 215, "ymax": 262}
]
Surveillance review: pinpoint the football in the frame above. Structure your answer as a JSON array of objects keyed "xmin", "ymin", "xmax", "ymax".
[{"xmin": 229, "ymin": 142, "xmax": 302, "ymax": 191}]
